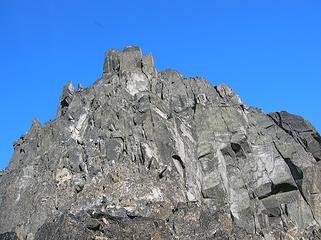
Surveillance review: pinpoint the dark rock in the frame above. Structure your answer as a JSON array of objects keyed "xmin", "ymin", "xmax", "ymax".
[
  {"xmin": 269, "ymin": 111, "xmax": 321, "ymax": 161},
  {"xmin": 0, "ymin": 232, "xmax": 18, "ymax": 240}
]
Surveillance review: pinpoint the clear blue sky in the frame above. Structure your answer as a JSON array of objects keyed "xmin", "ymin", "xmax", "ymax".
[{"xmin": 1, "ymin": 0, "xmax": 320, "ymax": 170}]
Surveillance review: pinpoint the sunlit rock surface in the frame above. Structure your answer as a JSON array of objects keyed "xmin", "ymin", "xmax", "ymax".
[{"xmin": 1, "ymin": 46, "xmax": 321, "ymax": 240}]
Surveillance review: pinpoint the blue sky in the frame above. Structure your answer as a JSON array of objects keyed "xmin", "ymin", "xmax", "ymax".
[{"xmin": 0, "ymin": 0, "xmax": 320, "ymax": 169}]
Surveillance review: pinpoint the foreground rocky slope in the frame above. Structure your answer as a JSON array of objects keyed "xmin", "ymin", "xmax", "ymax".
[{"xmin": 1, "ymin": 46, "xmax": 321, "ymax": 240}]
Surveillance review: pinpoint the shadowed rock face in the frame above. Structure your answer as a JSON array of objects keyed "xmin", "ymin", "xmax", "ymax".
[{"xmin": 1, "ymin": 46, "xmax": 321, "ymax": 240}]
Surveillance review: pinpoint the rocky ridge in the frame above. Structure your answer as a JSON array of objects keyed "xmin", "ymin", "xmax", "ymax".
[{"xmin": 1, "ymin": 46, "xmax": 321, "ymax": 239}]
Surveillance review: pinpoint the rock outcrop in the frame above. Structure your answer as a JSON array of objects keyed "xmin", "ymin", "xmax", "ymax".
[{"xmin": 1, "ymin": 46, "xmax": 321, "ymax": 240}]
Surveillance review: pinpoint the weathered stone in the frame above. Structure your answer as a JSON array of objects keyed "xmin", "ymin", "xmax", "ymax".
[
  {"xmin": 1, "ymin": 47, "xmax": 321, "ymax": 239},
  {"xmin": 269, "ymin": 111, "xmax": 321, "ymax": 162},
  {"xmin": 57, "ymin": 82, "xmax": 74, "ymax": 117},
  {"xmin": 0, "ymin": 232, "xmax": 18, "ymax": 240}
]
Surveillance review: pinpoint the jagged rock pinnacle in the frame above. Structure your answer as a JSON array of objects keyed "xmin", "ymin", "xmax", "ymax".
[
  {"xmin": 57, "ymin": 81, "xmax": 74, "ymax": 117},
  {"xmin": 103, "ymin": 46, "xmax": 156, "ymax": 76},
  {"xmin": 1, "ymin": 47, "xmax": 321, "ymax": 239},
  {"xmin": 31, "ymin": 119, "xmax": 41, "ymax": 128}
]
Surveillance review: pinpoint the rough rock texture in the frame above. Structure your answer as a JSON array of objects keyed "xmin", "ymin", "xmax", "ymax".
[{"xmin": 1, "ymin": 46, "xmax": 321, "ymax": 240}]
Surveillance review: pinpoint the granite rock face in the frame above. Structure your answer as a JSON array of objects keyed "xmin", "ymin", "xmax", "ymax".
[{"xmin": 1, "ymin": 46, "xmax": 321, "ymax": 240}]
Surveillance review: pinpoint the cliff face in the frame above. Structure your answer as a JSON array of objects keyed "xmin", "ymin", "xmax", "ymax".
[{"xmin": 1, "ymin": 46, "xmax": 321, "ymax": 240}]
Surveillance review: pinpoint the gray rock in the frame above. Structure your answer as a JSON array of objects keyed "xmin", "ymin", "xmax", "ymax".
[
  {"xmin": 269, "ymin": 111, "xmax": 321, "ymax": 162},
  {"xmin": 1, "ymin": 46, "xmax": 321, "ymax": 239}
]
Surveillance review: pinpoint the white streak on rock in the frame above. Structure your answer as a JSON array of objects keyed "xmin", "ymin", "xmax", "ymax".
[
  {"xmin": 152, "ymin": 106, "xmax": 168, "ymax": 119},
  {"xmin": 70, "ymin": 113, "xmax": 88, "ymax": 141},
  {"xmin": 126, "ymin": 73, "xmax": 149, "ymax": 95}
]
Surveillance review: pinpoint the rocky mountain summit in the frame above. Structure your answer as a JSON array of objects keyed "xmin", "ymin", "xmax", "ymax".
[{"xmin": 1, "ymin": 46, "xmax": 321, "ymax": 240}]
